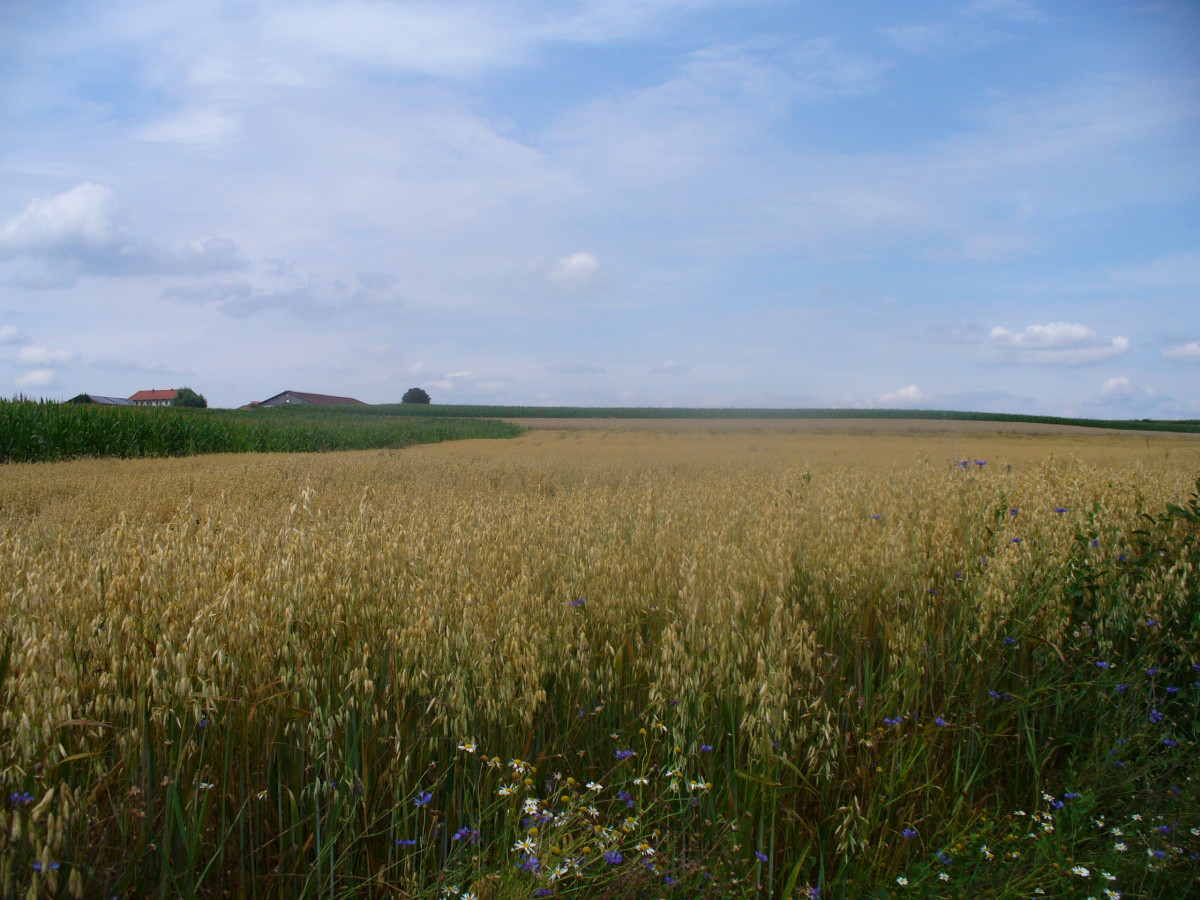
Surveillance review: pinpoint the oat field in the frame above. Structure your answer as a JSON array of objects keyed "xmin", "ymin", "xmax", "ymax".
[{"xmin": 1, "ymin": 425, "xmax": 1198, "ymax": 899}]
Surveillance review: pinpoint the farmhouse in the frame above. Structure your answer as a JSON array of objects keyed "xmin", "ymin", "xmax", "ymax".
[
  {"xmin": 128, "ymin": 389, "xmax": 178, "ymax": 407},
  {"xmin": 69, "ymin": 393, "xmax": 134, "ymax": 406},
  {"xmin": 259, "ymin": 390, "xmax": 366, "ymax": 408}
]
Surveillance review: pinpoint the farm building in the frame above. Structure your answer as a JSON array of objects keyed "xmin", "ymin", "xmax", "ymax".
[
  {"xmin": 128, "ymin": 389, "xmax": 178, "ymax": 407},
  {"xmin": 69, "ymin": 393, "xmax": 134, "ymax": 405},
  {"xmin": 259, "ymin": 391, "xmax": 366, "ymax": 408}
]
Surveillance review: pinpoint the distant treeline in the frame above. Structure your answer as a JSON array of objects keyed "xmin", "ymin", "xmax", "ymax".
[
  {"xmin": 374, "ymin": 403, "xmax": 1200, "ymax": 433},
  {"xmin": 0, "ymin": 399, "xmax": 522, "ymax": 464}
]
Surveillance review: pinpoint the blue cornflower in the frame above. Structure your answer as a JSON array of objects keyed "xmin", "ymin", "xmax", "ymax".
[
  {"xmin": 605, "ymin": 850, "xmax": 624, "ymax": 865},
  {"xmin": 32, "ymin": 862, "xmax": 59, "ymax": 873},
  {"xmin": 1163, "ymin": 738, "xmax": 1179, "ymax": 747},
  {"xmin": 938, "ymin": 853, "xmax": 953, "ymax": 866},
  {"xmin": 618, "ymin": 790, "xmax": 634, "ymax": 808},
  {"xmin": 519, "ymin": 855, "xmax": 541, "ymax": 873},
  {"xmin": 1153, "ymin": 849, "xmax": 1166, "ymax": 859},
  {"xmin": 1096, "ymin": 660, "xmax": 1110, "ymax": 669},
  {"xmin": 614, "ymin": 749, "xmax": 635, "ymax": 760},
  {"xmin": 395, "ymin": 838, "xmax": 417, "ymax": 847},
  {"xmin": 809, "ymin": 888, "xmax": 820, "ymax": 900},
  {"xmin": 1089, "ymin": 538, "xmax": 1099, "ymax": 547},
  {"xmin": 1010, "ymin": 537, "xmax": 1023, "ymax": 544},
  {"xmin": 1147, "ymin": 619, "xmax": 1158, "ymax": 627},
  {"xmin": 1003, "ymin": 637, "xmax": 1017, "ymax": 646},
  {"xmin": 198, "ymin": 716, "xmax": 210, "ymax": 728},
  {"xmin": 534, "ymin": 890, "xmax": 553, "ymax": 898},
  {"xmin": 665, "ymin": 875, "xmax": 678, "ymax": 886},
  {"xmin": 755, "ymin": 851, "xmax": 769, "ymax": 863},
  {"xmin": 1063, "ymin": 792, "xmax": 1080, "ymax": 800},
  {"xmin": 569, "ymin": 597, "xmax": 587, "ymax": 607},
  {"xmin": 1157, "ymin": 824, "xmax": 1171, "ymax": 834},
  {"xmin": 935, "ymin": 717, "xmax": 948, "ymax": 727},
  {"xmin": 871, "ymin": 514, "xmax": 882, "ymax": 520},
  {"xmin": 413, "ymin": 790, "xmax": 432, "ymax": 807},
  {"xmin": 10, "ymin": 792, "xmax": 34, "ymax": 806},
  {"xmin": 453, "ymin": 827, "xmax": 479, "ymax": 843},
  {"xmin": 1146, "ymin": 667, "xmax": 1160, "ymax": 676},
  {"xmin": 902, "ymin": 828, "xmax": 917, "ymax": 838},
  {"xmin": 1009, "ymin": 508, "xmax": 1018, "ymax": 517},
  {"xmin": 884, "ymin": 715, "xmax": 904, "ymax": 725},
  {"xmin": 1054, "ymin": 506, "xmax": 1067, "ymax": 514},
  {"xmin": 700, "ymin": 744, "xmax": 713, "ymax": 752},
  {"xmin": 1116, "ymin": 684, "xmax": 1128, "ymax": 692},
  {"xmin": 1051, "ymin": 800, "xmax": 1065, "ymax": 809},
  {"xmin": 974, "ymin": 460, "xmax": 986, "ymax": 466},
  {"xmin": 1166, "ymin": 686, "xmax": 1179, "ymax": 694},
  {"xmin": 1149, "ymin": 709, "xmax": 1164, "ymax": 724}
]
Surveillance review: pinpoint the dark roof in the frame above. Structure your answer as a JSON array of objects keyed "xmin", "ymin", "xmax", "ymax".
[
  {"xmin": 129, "ymin": 389, "xmax": 178, "ymax": 402},
  {"xmin": 70, "ymin": 393, "xmax": 134, "ymax": 406},
  {"xmin": 261, "ymin": 390, "xmax": 366, "ymax": 406}
]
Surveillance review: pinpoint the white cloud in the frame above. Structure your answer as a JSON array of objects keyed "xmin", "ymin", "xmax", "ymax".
[
  {"xmin": 549, "ymin": 252, "xmax": 601, "ymax": 289},
  {"xmin": 0, "ymin": 182, "xmax": 120, "ymax": 258},
  {"xmin": 650, "ymin": 360, "xmax": 690, "ymax": 374},
  {"xmin": 14, "ymin": 368, "xmax": 56, "ymax": 388},
  {"xmin": 138, "ymin": 109, "xmax": 239, "ymax": 146},
  {"xmin": 1162, "ymin": 340, "xmax": 1200, "ymax": 361},
  {"xmin": 1099, "ymin": 375, "xmax": 1158, "ymax": 405},
  {"xmin": 880, "ymin": 384, "xmax": 924, "ymax": 405},
  {"xmin": 16, "ymin": 346, "xmax": 75, "ymax": 365},
  {"xmin": 0, "ymin": 184, "xmax": 245, "ymax": 277},
  {"xmin": 989, "ymin": 322, "xmax": 1131, "ymax": 365},
  {"xmin": 0, "ymin": 325, "xmax": 21, "ymax": 345}
]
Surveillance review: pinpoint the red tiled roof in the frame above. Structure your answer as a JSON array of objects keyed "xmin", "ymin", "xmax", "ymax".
[{"xmin": 128, "ymin": 389, "xmax": 178, "ymax": 401}]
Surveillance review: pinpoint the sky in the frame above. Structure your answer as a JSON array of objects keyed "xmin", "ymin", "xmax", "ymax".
[{"xmin": 1, "ymin": 0, "xmax": 1198, "ymax": 416}]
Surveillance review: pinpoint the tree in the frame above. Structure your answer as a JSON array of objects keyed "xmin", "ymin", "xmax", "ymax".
[
  {"xmin": 401, "ymin": 387, "xmax": 431, "ymax": 405},
  {"xmin": 172, "ymin": 387, "xmax": 208, "ymax": 408}
]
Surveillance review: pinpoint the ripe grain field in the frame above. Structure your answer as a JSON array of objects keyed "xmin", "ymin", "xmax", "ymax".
[{"xmin": 1, "ymin": 423, "xmax": 1197, "ymax": 899}]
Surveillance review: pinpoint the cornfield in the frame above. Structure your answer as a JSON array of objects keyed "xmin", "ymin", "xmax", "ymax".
[{"xmin": 1, "ymin": 426, "xmax": 1197, "ymax": 899}]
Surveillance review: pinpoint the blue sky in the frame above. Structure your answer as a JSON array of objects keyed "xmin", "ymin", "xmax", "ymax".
[{"xmin": 1, "ymin": 0, "xmax": 1197, "ymax": 415}]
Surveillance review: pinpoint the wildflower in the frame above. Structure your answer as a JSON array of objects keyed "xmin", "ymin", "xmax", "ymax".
[
  {"xmin": 896, "ymin": 876, "xmax": 909, "ymax": 886},
  {"xmin": 637, "ymin": 842, "xmax": 655, "ymax": 857},
  {"xmin": 396, "ymin": 838, "xmax": 417, "ymax": 847},
  {"xmin": 871, "ymin": 513, "xmax": 882, "ymax": 520},
  {"xmin": 633, "ymin": 776, "xmax": 649, "ymax": 786},
  {"xmin": 938, "ymin": 853, "xmax": 952, "ymax": 866},
  {"xmin": 1010, "ymin": 537, "xmax": 1023, "ymax": 544},
  {"xmin": 1064, "ymin": 792, "xmax": 1080, "ymax": 800},
  {"xmin": 1149, "ymin": 709, "xmax": 1164, "ymax": 723},
  {"xmin": 10, "ymin": 792, "xmax": 34, "ymax": 806},
  {"xmin": 614, "ymin": 749, "xmax": 635, "ymax": 760},
  {"xmin": 586, "ymin": 782, "xmax": 603, "ymax": 792},
  {"xmin": 584, "ymin": 805, "xmax": 599, "ymax": 818},
  {"xmin": 1104, "ymin": 890, "xmax": 1121, "ymax": 900},
  {"xmin": 885, "ymin": 715, "xmax": 905, "ymax": 724},
  {"xmin": 618, "ymin": 790, "xmax": 634, "ymax": 808},
  {"xmin": 1004, "ymin": 636, "xmax": 1017, "ymax": 646},
  {"xmin": 32, "ymin": 862, "xmax": 60, "ymax": 873},
  {"xmin": 1090, "ymin": 538, "xmax": 1099, "ymax": 547},
  {"xmin": 1163, "ymin": 738, "xmax": 1178, "ymax": 747},
  {"xmin": 513, "ymin": 838, "xmax": 536, "ymax": 854},
  {"xmin": 414, "ymin": 790, "xmax": 432, "ymax": 807},
  {"xmin": 1165, "ymin": 685, "xmax": 1178, "ymax": 693},
  {"xmin": 902, "ymin": 828, "xmax": 917, "ymax": 838},
  {"xmin": 939, "ymin": 872, "xmax": 950, "ymax": 881},
  {"xmin": 498, "ymin": 784, "xmax": 515, "ymax": 797},
  {"xmin": 755, "ymin": 851, "xmax": 768, "ymax": 862},
  {"xmin": 1096, "ymin": 660, "xmax": 1110, "ymax": 669},
  {"xmin": 1116, "ymin": 683, "xmax": 1128, "ymax": 692},
  {"xmin": 569, "ymin": 597, "xmax": 586, "ymax": 607},
  {"xmin": 700, "ymin": 744, "xmax": 713, "ymax": 752},
  {"xmin": 975, "ymin": 460, "xmax": 986, "ymax": 466},
  {"xmin": 457, "ymin": 741, "xmax": 476, "ymax": 753},
  {"xmin": 605, "ymin": 850, "xmax": 624, "ymax": 865},
  {"xmin": 1114, "ymin": 842, "xmax": 1127, "ymax": 852},
  {"xmin": 453, "ymin": 827, "xmax": 479, "ymax": 843},
  {"xmin": 462, "ymin": 894, "xmax": 479, "ymax": 900},
  {"xmin": 1009, "ymin": 508, "xmax": 1019, "ymax": 516},
  {"xmin": 199, "ymin": 782, "xmax": 215, "ymax": 791},
  {"xmin": 1054, "ymin": 506, "xmax": 1068, "ymax": 514},
  {"xmin": 518, "ymin": 855, "xmax": 540, "ymax": 873},
  {"xmin": 935, "ymin": 717, "xmax": 948, "ymax": 727}
]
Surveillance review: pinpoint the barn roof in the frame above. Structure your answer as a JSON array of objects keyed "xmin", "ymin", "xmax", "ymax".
[
  {"xmin": 261, "ymin": 390, "xmax": 366, "ymax": 406},
  {"xmin": 128, "ymin": 389, "xmax": 178, "ymax": 402},
  {"xmin": 70, "ymin": 393, "xmax": 134, "ymax": 405}
]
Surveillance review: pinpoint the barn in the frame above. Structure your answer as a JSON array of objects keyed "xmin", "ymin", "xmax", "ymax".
[{"xmin": 258, "ymin": 391, "xmax": 366, "ymax": 408}]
